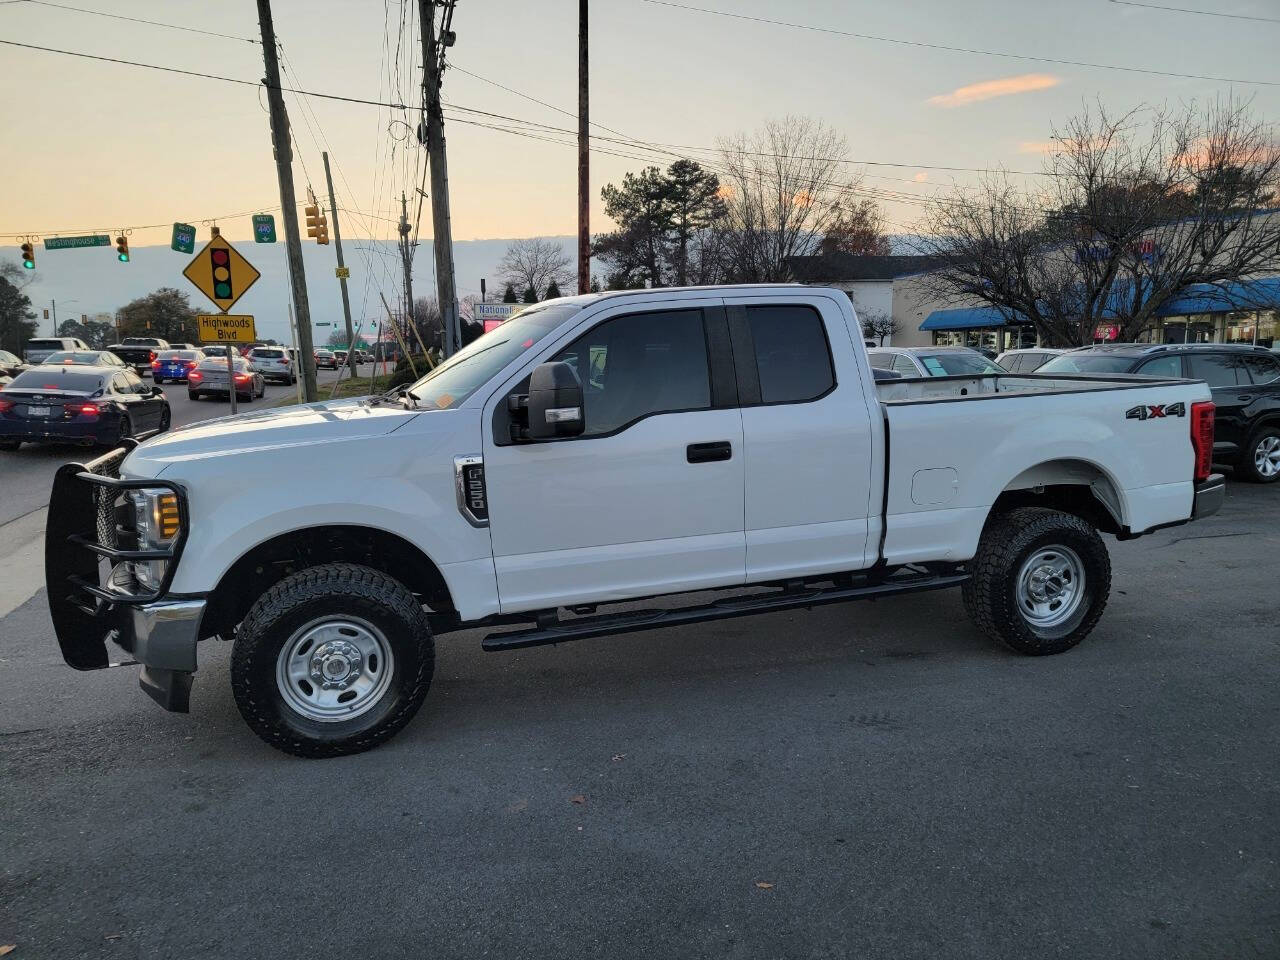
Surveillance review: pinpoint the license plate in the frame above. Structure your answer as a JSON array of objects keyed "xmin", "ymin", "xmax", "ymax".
[{"xmin": 28, "ymin": 405, "xmax": 50, "ymax": 417}]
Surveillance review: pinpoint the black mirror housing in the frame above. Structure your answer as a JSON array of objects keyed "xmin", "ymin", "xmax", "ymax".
[{"xmin": 527, "ymin": 361, "xmax": 584, "ymax": 439}]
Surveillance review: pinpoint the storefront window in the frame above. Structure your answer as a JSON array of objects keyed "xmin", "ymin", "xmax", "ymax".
[
  {"xmin": 1224, "ymin": 312, "xmax": 1257, "ymax": 344},
  {"xmin": 1255, "ymin": 310, "xmax": 1276, "ymax": 348}
]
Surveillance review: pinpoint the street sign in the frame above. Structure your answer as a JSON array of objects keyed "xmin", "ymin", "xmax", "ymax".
[
  {"xmin": 171, "ymin": 222, "xmax": 196, "ymax": 254},
  {"xmin": 183, "ymin": 235, "xmax": 261, "ymax": 312},
  {"xmin": 44, "ymin": 234, "xmax": 110, "ymax": 250},
  {"xmin": 197, "ymin": 314, "xmax": 257, "ymax": 343},
  {"xmin": 335, "ymin": 266, "xmax": 350, "ymax": 279},
  {"xmin": 252, "ymin": 214, "xmax": 277, "ymax": 243}
]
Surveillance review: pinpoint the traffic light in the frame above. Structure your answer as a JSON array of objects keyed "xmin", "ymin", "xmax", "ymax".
[
  {"xmin": 316, "ymin": 209, "xmax": 329, "ymax": 245},
  {"xmin": 305, "ymin": 205, "xmax": 319, "ymax": 238},
  {"xmin": 20, "ymin": 242, "xmax": 35, "ymax": 269},
  {"xmin": 115, "ymin": 236, "xmax": 130, "ymax": 262},
  {"xmin": 209, "ymin": 245, "xmax": 232, "ymax": 301}
]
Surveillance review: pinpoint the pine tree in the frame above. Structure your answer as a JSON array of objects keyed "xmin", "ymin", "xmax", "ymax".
[
  {"xmin": 502, "ymin": 284, "xmax": 518, "ymax": 303},
  {"xmin": 522, "ymin": 286, "xmax": 538, "ymax": 304},
  {"xmin": 544, "ymin": 279, "xmax": 562, "ymax": 300}
]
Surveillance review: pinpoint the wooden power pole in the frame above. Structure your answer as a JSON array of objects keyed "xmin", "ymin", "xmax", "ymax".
[
  {"xmin": 257, "ymin": 0, "xmax": 318, "ymax": 401},
  {"xmin": 419, "ymin": 0, "xmax": 460, "ymax": 357},
  {"xmin": 577, "ymin": 0, "xmax": 590, "ymax": 294}
]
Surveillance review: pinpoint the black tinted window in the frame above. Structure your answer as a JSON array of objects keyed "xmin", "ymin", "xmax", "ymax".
[
  {"xmin": 1135, "ymin": 355, "xmax": 1183, "ymax": 378},
  {"xmin": 553, "ymin": 309, "xmax": 710, "ymax": 436},
  {"xmin": 7, "ymin": 370, "xmax": 103, "ymax": 392},
  {"xmin": 1188, "ymin": 354, "xmax": 1248, "ymax": 388},
  {"xmin": 747, "ymin": 305, "xmax": 834, "ymax": 403},
  {"xmin": 1243, "ymin": 355, "xmax": 1280, "ymax": 385}
]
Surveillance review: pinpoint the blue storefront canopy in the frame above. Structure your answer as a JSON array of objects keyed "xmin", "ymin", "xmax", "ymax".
[{"xmin": 919, "ymin": 306, "xmax": 1026, "ymax": 331}]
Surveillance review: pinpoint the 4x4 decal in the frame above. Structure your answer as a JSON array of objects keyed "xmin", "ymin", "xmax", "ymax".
[{"xmin": 1126, "ymin": 401, "xmax": 1186, "ymax": 420}]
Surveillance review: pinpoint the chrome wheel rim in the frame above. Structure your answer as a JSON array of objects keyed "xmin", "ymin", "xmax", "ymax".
[
  {"xmin": 1254, "ymin": 436, "xmax": 1280, "ymax": 478},
  {"xmin": 275, "ymin": 616, "xmax": 395, "ymax": 722},
  {"xmin": 1016, "ymin": 546, "xmax": 1085, "ymax": 629}
]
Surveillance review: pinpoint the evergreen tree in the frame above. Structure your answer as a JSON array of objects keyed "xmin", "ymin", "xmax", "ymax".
[
  {"xmin": 502, "ymin": 284, "xmax": 518, "ymax": 303},
  {"xmin": 522, "ymin": 285, "xmax": 538, "ymax": 304},
  {"xmin": 544, "ymin": 279, "xmax": 562, "ymax": 299}
]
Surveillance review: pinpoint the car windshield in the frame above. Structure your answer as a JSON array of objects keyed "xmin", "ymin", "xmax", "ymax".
[
  {"xmin": 42, "ymin": 352, "xmax": 100, "ymax": 364},
  {"xmin": 398, "ymin": 303, "xmax": 580, "ymax": 410},
  {"xmin": 6, "ymin": 369, "xmax": 105, "ymax": 393},
  {"xmin": 916, "ymin": 352, "xmax": 1004, "ymax": 376},
  {"xmin": 1037, "ymin": 353, "xmax": 1139, "ymax": 374}
]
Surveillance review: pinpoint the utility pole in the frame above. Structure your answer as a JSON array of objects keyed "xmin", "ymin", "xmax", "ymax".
[
  {"xmin": 577, "ymin": 0, "xmax": 590, "ymax": 294},
  {"xmin": 323, "ymin": 152, "xmax": 357, "ymax": 380},
  {"xmin": 419, "ymin": 0, "xmax": 460, "ymax": 357},
  {"xmin": 398, "ymin": 191, "xmax": 414, "ymax": 346},
  {"xmin": 50, "ymin": 299, "xmax": 56, "ymax": 336},
  {"xmin": 256, "ymin": 0, "xmax": 318, "ymax": 401}
]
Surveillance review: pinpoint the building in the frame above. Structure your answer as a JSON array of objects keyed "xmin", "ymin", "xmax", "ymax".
[{"xmin": 785, "ymin": 253, "xmax": 945, "ymax": 345}]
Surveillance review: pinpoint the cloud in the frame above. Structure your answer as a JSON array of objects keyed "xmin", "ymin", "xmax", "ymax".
[
  {"xmin": 1018, "ymin": 140, "xmax": 1059, "ymax": 154},
  {"xmin": 912, "ymin": 172, "xmax": 929, "ymax": 183},
  {"xmin": 928, "ymin": 73, "xmax": 1062, "ymax": 108}
]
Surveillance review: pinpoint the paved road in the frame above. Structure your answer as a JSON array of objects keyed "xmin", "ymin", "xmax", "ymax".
[
  {"xmin": 0, "ymin": 364, "xmax": 369, "ymax": 526},
  {"xmin": 1, "ymin": 481, "xmax": 1277, "ymax": 958}
]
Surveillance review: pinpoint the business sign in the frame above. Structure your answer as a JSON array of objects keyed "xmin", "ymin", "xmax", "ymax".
[
  {"xmin": 183, "ymin": 235, "xmax": 261, "ymax": 312},
  {"xmin": 197, "ymin": 314, "xmax": 257, "ymax": 343},
  {"xmin": 44, "ymin": 234, "xmax": 110, "ymax": 250},
  {"xmin": 1094, "ymin": 324, "xmax": 1119, "ymax": 342},
  {"xmin": 475, "ymin": 302, "xmax": 518, "ymax": 333}
]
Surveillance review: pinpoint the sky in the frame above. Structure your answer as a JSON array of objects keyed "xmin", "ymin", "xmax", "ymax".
[{"xmin": 2, "ymin": 0, "xmax": 1278, "ymax": 334}]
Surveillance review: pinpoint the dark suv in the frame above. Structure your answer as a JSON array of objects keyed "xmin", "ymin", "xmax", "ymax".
[{"xmin": 1039, "ymin": 343, "xmax": 1280, "ymax": 483}]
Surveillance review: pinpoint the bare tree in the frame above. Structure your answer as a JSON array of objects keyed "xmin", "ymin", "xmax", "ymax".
[
  {"xmin": 860, "ymin": 309, "xmax": 900, "ymax": 346},
  {"xmin": 497, "ymin": 238, "xmax": 572, "ymax": 300},
  {"xmin": 717, "ymin": 116, "xmax": 872, "ymax": 282},
  {"xmin": 917, "ymin": 98, "xmax": 1280, "ymax": 346}
]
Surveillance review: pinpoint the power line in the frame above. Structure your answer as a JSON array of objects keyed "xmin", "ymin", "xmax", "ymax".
[
  {"xmin": 7, "ymin": 0, "xmax": 259, "ymax": 42},
  {"xmin": 1108, "ymin": 0, "xmax": 1280, "ymax": 23},
  {"xmin": 637, "ymin": 0, "xmax": 1280, "ymax": 86}
]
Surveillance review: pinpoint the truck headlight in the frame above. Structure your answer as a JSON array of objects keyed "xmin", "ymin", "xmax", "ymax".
[{"xmin": 126, "ymin": 488, "xmax": 182, "ymax": 591}]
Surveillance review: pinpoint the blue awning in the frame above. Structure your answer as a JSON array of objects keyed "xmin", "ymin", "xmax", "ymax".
[
  {"xmin": 1156, "ymin": 277, "xmax": 1280, "ymax": 317},
  {"xmin": 920, "ymin": 306, "xmax": 1027, "ymax": 331}
]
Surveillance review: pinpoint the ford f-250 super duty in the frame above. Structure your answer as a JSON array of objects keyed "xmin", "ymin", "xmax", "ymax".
[{"xmin": 45, "ymin": 285, "xmax": 1225, "ymax": 757}]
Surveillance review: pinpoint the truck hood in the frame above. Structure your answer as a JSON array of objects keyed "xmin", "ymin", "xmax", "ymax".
[{"xmin": 124, "ymin": 397, "xmax": 423, "ymax": 475}]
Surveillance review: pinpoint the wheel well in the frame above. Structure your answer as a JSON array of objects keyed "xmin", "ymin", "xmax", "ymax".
[
  {"xmin": 202, "ymin": 525, "xmax": 454, "ymax": 640},
  {"xmin": 988, "ymin": 459, "xmax": 1124, "ymax": 536}
]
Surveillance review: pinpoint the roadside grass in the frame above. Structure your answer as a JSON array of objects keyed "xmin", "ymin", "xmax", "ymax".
[{"xmin": 266, "ymin": 373, "xmax": 397, "ymax": 407}]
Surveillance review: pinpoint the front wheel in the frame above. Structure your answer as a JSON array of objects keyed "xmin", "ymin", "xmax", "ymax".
[
  {"xmin": 1240, "ymin": 427, "xmax": 1280, "ymax": 484},
  {"xmin": 962, "ymin": 507, "xmax": 1111, "ymax": 656},
  {"xmin": 230, "ymin": 564, "xmax": 435, "ymax": 758}
]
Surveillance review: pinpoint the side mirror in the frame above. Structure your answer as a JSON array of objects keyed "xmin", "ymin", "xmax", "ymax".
[{"xmin": 526, "ymin": 361, "xmax": 584, "ymax": 439}]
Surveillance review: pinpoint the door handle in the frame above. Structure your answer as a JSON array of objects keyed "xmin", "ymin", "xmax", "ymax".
[
  {"xmin": 1237, "ymin": 395, "xmax": 1254, "ymax": 402},
  {"xmin": 687, "ymin": 441, "xmax": 732, "ymax": 463}
]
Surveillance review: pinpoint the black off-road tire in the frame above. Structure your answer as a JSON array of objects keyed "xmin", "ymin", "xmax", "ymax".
[
  {"xmin": 1238, "ymin": 425, "xmax": 1280, "ymax": 484},
  {"xmin": 962, "ymin": 506, "xmax": 1111, "ymax": 656},
  {"xmin": 230, "ymin": 563, "xmax": 435, "ymax": 758}
]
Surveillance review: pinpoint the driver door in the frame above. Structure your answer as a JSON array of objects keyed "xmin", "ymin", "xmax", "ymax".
[{"xmin": 482, "ymin": 300, "xmax": 745, "ymax": 613}]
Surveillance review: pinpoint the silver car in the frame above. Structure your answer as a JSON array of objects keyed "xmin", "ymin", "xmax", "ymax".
[
  {"xmin": 188, "ymin": 356, "xmax": 265, "ymax": 402},
  {"xmin": 866, "ymin": 346, "xmax": 1005, "ymax": 378},
  {"xmin": 248, "ymin": 346, "xmax": 297, "ymax": 384}
]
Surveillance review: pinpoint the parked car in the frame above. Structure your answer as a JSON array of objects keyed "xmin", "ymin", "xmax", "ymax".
[
  {"xmin": 1, "ymin": 364, "xmax": 169, "ymax": 450},
  {"xmin": 152, "ymin": 349, "xmax": 206, "ymax": 383},
  {"xmin": 1039, "ymin": 343, "xmax": 1280, "ymax": 482},
  {"xmin": 0, "ymin": 349, "xmax": 30, "ymax": 378},
  {"xmin": 106, "ymin": 337, "xmax": 170, "ymax": 374},
  {"xmin": 867, "ymin": 346, "xmax": 1006, "ymax": 378},
  {"xmin": 188, "ymin": 356, "xmax": 265, "ymax": 402},
  {"xmin": 248, "ymin": 346, "xmax": 296, "ymax": 384},
  {"xmin": 45, "ymin": 285, "xmax": 1224, "ymax": 757},
  {"xmin": 996, "ymin": 348, "xmax": 1068, "ymax": 373},
  {"xmin": 23, "ymin": 337, "xmax": 91, "ymax": 364},
  {"xmin": 314, "ymin": 349, "xmax": 338, "ymax": 370},
  {"xmin": 42, "ymin": 350, "xmax": 127, "ymax": 368}
]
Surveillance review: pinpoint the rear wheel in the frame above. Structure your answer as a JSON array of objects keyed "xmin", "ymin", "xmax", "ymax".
[
  {"xmin": 157, "ymin": 406, "xmax": 171, "ymax": 433},
  {"xmin": 1239, "ymin": 427, "xmax": 1280, "ymax": 484},
  {"xmin": 230, "ymin": 563, "xmax": 435, "ymax": 758},
  {"xmin": 188, "ymin": 391, "xmax": 200, "ymax": 401},
  {"xmin": 963, "ymin": 507, "xmax": 1111, "ymax": 656},
  {"xmin": 115, "ymin": 415, "xmax": 133, "ymax": 445}
]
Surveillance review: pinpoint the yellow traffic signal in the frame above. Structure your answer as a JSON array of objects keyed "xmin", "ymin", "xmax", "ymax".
[
  {"xmin": 115, "ymin": 236, "xmax": 130, "ymax": 262},
  {"xmin": 20, "ymin": 241, "xmax": 35, "ymax": 269},
  {"xmin": 305, "ymin": 205, "xmax": 319, "ymax": 238},
  {"xmin": 316, "ymin": 210, "xmax": 329, "ymax": 245}
]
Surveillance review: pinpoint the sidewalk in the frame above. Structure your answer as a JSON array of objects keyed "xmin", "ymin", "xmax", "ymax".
[{"xmin": 0, "ymin": 507, "xmax": 48, "ymax": 619}]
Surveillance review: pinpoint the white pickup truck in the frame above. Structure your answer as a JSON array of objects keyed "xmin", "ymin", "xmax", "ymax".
[{"xmin": 46, "ymin": 285, "xmax": 1225, "ymax": 757}]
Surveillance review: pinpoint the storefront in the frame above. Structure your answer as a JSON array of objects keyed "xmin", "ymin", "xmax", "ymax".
[
  {"xmin": 919, "ymin": 306, "xmax": 1039, "ymax": 352},
  {"xmin": 1137, "ymin": 278, "xmax": 1280, "ymax": 347}
]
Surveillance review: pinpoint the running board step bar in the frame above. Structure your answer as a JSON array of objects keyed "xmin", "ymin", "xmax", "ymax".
[{"xmin": 482, "ymin": 571, "xmax": 969, "ymax": 652}]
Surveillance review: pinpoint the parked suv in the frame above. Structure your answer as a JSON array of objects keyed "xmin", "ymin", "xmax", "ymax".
[
  {"xmin": 1039, "ymin": 344, "xmax": 1280, "ymax": 482},
  {"xmin": 996, "ymin": 348, "xmax": 1068, "ymax": 373},
  {"xmin": 248, "ymin": 346, "xmax": 296, "ymax": 384}
]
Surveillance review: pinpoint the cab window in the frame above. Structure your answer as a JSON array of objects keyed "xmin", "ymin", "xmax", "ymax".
[
  {"xmin": 1188, "ymin": 353, "xmax": 1248, "ymax": 387},
  {"xmin": 1135, "ymin": 355, "xmax": 1182, "ymax": 377},
  {"xmin": 745, "ymin": 305, "xmax": 834, "ymax": 403}
]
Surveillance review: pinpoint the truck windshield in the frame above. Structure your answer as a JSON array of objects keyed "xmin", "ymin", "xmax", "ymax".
[
  {"xmin": 1037, "ymin": 354, "xmax": 1138, "ymax": 374},
  {"xmin": 401, "ymin": 302, "xmax": 580, "ymax": 409}
]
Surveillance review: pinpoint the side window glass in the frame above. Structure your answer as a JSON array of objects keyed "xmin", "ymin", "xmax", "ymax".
[
  {"xmin": 867, "ymin": 353, "xmax": 892, "ymax": 369},
  {"xmin": 1187, "ymin": 354, "xmax": 1246, "ymax": 388},
  {"xmin": 551, "ymin": 309, "xmax": 710, "ymax": 437},
  {"xmin": 1243, "ymin": 355, "xmax": 1280, "ymax": 385},
  {"xmin": 1004, "ymin": 355, "xmax": 1024, "ymax": 373},
  {"xmin": 892, "ymin": 355, "xmax": 918, "ymax": 377},
  {"xmin": 1136, "ymin": 355, "xmax": 1182, "ymax": 378},
  {"xmin": 745, "ymin": 305, "xmax": 834, "ymax": 403},
  {"xmin": 111, "ymin": 374, "xmax": 131, "ymax": 394}
]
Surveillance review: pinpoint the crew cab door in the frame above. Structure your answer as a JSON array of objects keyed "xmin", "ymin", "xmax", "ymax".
[
  {"xmin": 722, "ymin": 294, "xmax": 879, "ymax": 580},
  {"xmin": 482, "ymin": 299, "xmax": 745, "ymax": 613}
]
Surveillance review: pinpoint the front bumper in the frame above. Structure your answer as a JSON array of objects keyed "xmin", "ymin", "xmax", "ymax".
[
  {"xmin": 45, "ymin": 445, "xmax": 201, "ymax": 712},
  {"xmin": 1192, "ymin": 473, "xmax": 1226, "ymax": 520}
]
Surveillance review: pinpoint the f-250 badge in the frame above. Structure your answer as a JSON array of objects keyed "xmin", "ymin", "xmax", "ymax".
[{"xmin": 1126, "ymin": 401, "xmax": 1186, "ymax": 420}]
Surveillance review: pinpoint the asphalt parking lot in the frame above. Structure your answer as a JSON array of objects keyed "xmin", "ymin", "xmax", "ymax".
[{"xmin": 1, "ymin": 469, "xmax": 1276, "ymax": 957}]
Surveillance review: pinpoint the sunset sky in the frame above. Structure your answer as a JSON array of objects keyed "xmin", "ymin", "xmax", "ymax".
[{"xmin": 3, "ymin": 0, "xmax": 1278, "ymax": 248}]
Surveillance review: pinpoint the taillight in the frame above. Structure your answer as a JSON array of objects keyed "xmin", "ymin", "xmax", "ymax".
[
  {"xmin": 1191, "ymin": 401, "xmax": 1215, "ymax": 483},
  {"xmin": 234, "ymin": 373, "xmax": 251, "ymax": 382},
  {"xmin": 189, "ymin": 371, "xmax": 203, "ymax": 382},
  {"xmin": 0, "ymin": 399, "xmax": 12, "ymax": 413},
  {"xmin": 78, "ymin": 403, "xmax": 100, "ymax": 416},
  {"xmin": 151, "ymin": 359, "xmax": 161, "ymax": 367},
  {"xmin": 185, "ymin": 360, "xmax": 197, "ymax": 368},
  {"xmin": 280, "ymin": 357, "xmax": 290, "ymax": 365},
  {"xmin": 149, "ymin": 351, "xmax": 157, "ymax": 362}
]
